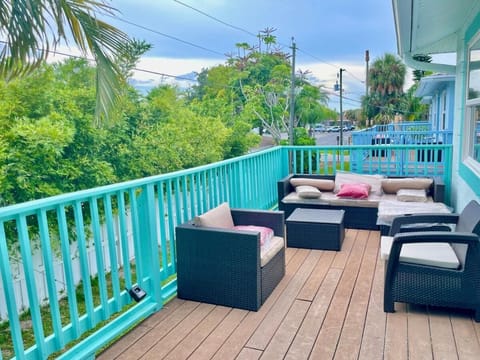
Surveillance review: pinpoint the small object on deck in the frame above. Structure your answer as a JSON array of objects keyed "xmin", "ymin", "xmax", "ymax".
[{"xmin": 128, "ymin": 284, "xmax": 147, "ymax": 302}]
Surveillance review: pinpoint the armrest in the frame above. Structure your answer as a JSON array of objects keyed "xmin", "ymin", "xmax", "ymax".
[
  {"xmin": 432, "ymin": 177, "xmax": 445, "ymax": 203},
  {"xmin": 175, "ymin": 223, "xmax": 262, "ymax": 310},
  {"xmin": 389, "ymin": 213, "xmax": 459, "ymax": 236},
  {"xmin": 392, "ymin": 231, "xmax": 479, "ymax": 246},
  {"xmin": 231, "ymin": 209, "xmax": 285, "ymax": 237},
  {"xmin": 176, "ymin": 223, "xmax": 260, "ymax": 264},
  {"xmin": 277, "ymin": 174, "xmax": 295, "ymax": 202}
]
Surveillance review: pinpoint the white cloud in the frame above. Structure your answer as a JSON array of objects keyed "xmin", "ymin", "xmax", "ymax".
[{"xmin": 131, "ymin": 56, "xmax": 223, "ymax": 87}]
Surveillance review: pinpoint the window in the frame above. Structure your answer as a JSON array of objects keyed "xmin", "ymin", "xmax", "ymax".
[{"xmin": 465, "ymin": 36, "xmax": 480, "ymax": 168}]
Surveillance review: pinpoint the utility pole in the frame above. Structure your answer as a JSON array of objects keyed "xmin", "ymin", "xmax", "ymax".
[
  {"xmin": 289, "ymin": 38, "xmax": 296, "ymax": 147},
  {"xmin": 339, "ymin": 68, "xmax": 345, "ymax": 146},
  {"xmin": 365, "ymin": 50, "xmax": 370, "ymax": 127},
  {"xmin": 288, "ymin": 38, "xmax": 296, "ymax": 173}
]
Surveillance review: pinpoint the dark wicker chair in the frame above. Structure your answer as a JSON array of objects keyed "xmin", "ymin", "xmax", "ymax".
[
  {"xmin": 384, "ymin": 200, "xmax": 480, "ymax": 321},
  {"xmin": 175, "ymin": 208, "xmax": 285, "ymax": 311}
]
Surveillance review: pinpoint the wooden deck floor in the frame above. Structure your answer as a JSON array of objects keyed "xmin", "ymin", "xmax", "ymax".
[{"xmin": 98, "ymin": 229, "xmax": 480, "ymax": 359}]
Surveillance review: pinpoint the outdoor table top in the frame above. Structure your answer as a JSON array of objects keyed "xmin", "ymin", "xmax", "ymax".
[{"xmin": 286, "ymin": 208, "xmax": 345, "ymax": 224}]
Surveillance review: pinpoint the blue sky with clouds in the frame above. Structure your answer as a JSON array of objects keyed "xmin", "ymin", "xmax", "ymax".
[{"xmin": 105, "ymin": 0, "xmax": 402, "ymax": 110}]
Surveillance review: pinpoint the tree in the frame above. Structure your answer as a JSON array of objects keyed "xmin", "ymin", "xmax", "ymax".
[
  {"xmin": 400, "ymin": 84, "xmax": 428, "ymax": 121},
  {"xmin": 0, "ymin": 0, "xmax": 130, "ymax": 123},
  {"xmin": 363, "ymin": 53, "xmax": 406, "ymax": 123},
  {"xmin": 412, "ymin": 54, "xmax": 433, "ymax": 82}
]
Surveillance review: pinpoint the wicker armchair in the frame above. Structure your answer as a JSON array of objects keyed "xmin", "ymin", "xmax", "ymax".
[
  {"xmin": 383, "ymin": 200, "xmax": 480, "ymax": 321},
  {"xmin": 175, "ymin": 207, "xmax": 285, "ymax": 311}
]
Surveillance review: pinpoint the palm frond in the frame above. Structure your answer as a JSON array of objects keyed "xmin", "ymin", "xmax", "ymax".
[{"xmin": 0, "ymin": 0, "xmax": 130, "ymax": 123}]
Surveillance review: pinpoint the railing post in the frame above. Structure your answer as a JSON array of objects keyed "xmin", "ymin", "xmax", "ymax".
[{"xmin": 137, "ymin": 185, "xmax": 163, "ymax": 309}]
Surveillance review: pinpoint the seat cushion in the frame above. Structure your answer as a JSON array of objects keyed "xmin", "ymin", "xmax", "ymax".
[
  {"xmin": 233, "ymin": 225, "xmax": 274, "ymax": 246},
  {"xmin": 380, "ymin": 235, "xmax": 460, "ymax": 269},
  {"xmin": 261, "ymin": 236, "xmax": 284, "ymax": 267}
]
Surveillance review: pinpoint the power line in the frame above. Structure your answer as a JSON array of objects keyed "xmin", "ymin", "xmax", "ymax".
[
  {"xmin": 296, "ymin": 47, "xmax": 339, "ymax": 69},
  {"xmin": 173, "ymin": 0, "xmax": 257, "ymax": 38},
  {"xmin": 172, "ymin": 0, "xmax": 292, "ymax": 49},
  {"xmin": 172, "ymin": 0, "xmax": 365, "ymax": 91},
  {"xmin": 344, "ymin": 69, "xmax": 365, "ymax": 84},
  {"xmin": 104, "ymin": 14, "xmax": 225, "ymax": 57},
  {"xmin": 0, "ymin": 40, "xmax": 198, "ymax": 83}
]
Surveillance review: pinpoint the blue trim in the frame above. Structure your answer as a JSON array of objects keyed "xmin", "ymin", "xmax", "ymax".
[
  {"xmin": 460, "ymin": 164, "xmax": 480, "ymax": 197},
  {"xmin": 460, "ymin": 19, "xmax": 480, "ymax": 199}
]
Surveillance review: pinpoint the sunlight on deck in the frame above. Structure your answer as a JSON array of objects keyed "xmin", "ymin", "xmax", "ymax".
[{"xmin": 98, "ymin": 229, "xmax": 480, "ymax": 359}]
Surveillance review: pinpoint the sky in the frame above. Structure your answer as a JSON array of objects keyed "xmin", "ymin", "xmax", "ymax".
[{"xmin": 103, "ymin": 0, "xmax": 404, "ymax": 111}]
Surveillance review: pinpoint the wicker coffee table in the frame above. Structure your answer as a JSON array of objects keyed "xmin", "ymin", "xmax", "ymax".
[{"xmin": 286, "ymin": 208, "xmax": 345, "ymax": 250}]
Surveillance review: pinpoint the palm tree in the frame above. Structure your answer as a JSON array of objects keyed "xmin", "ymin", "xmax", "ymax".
[
  {"xmin": 369, "ymin": 53, "xmax": 406, "ymax": 96},
  {"xmin": 0, "ymin": 0, "xmax": 129, "ymax": 124},
  {"xmin": 364, "ymin": 53, "xmax": 406, "ymax": 123}
]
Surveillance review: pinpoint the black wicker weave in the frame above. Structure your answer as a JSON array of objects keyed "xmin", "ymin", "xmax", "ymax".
[
  {"xmin": 175, "ymin": 209, "xmax": 285, "ymax": 311},
  {"xmin": 278, "ymin": 174, "xmax": 446, "ymax": 230},
  {"xmin": 384, "ymin": 200, "xmax": 480, "ymax": 321}
]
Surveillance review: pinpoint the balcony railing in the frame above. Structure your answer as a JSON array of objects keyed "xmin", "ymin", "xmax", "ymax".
[
  {"xmin": 0, "ymin": 144, "xmax": 452, "ymax": 359},
  {"xmin": 352, "ymin": 122, "xmax": 453, "ymax": 146}
]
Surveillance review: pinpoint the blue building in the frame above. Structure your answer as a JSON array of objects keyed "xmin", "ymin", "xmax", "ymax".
[
  {"xmin": 393, "ymin": 0, "xmax": 480, "ymax": 210},
  {"xmin": 415, "ymin": 73, "xmax": 455, "ymax": 145}
]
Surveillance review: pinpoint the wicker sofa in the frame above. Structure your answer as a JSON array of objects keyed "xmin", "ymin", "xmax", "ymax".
[
  {"xmin": 175, "ymin": 204, "xmax": 285, "ymax": 311},
  {"xmin": 278, "ymin": 173, "xmax": 446, "ymax": 230}
]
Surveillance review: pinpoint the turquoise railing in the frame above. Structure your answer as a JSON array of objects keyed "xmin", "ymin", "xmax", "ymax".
[
  {"xmin": 352, "ymin": 122, "xmax": 453, "ymax": 146},
  {"xmin": 0, "ymin": 147, "xmax": 284, "ymax": 359},
  {"xmin": 0, "ymin": 144, "xmax": 451, "ymax": 359},
  {"xmin": 283, "ymin": 143, "xmax": 452, "ymax": 201}
]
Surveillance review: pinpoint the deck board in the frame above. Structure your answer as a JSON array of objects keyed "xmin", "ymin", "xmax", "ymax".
[{"xmin": 99, "ymin": 228, "xmax": 480, "ymax": 360}]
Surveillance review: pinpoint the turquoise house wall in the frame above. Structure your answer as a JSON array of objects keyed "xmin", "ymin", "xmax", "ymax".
[{"xmin": 452, "ymin": 10, "xmax": 480, "ymax": 210}]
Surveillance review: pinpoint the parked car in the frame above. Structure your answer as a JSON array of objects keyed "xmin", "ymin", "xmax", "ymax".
[
  {"xmin": 327, "ymin": 126, "xmax": 341, "ymax": 132},
  {"xmin": 314, "ymin": 124, "xmax": 326, "ymax": 132}
]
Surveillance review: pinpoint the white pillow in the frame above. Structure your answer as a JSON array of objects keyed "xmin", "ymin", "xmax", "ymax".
[
  {"xmin": 296, "ymin": 185, "xmax": 322, "ymax": 199},
  {"xmin": 396, "ymin": 188, "xmax": 427, "ymax": 202},
  {"xmin": 334, "ymin": 171, "xmax": 384, "ymax": 195},
  {"xmin": 193, "ymin": 202, "xmax": 234, "ymax": 228}
]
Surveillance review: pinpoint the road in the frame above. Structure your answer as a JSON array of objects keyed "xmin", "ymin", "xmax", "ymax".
[{"xmin": 314, "ymin": 131, "xmax": 353, "ymax": 146}]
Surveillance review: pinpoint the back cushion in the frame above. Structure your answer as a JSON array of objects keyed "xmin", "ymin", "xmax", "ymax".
[
  {"xmin": 290, "ymin": 177, "xmax": 335, "ymax": 191},
  {"xmin": 193, "ymin": 202, "xmax": 234, "ymax": 228},
  {"xmin": 381, "ymin": 178, "xmax": 433, "ymax": 194},
  {"xmin": 334, "ymin": 171, "xmax": 384, "ymax": 196}
]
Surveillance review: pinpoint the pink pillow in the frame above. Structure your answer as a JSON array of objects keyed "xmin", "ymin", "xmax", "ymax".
[
  {"xmin": 233, "ymin": 225, "xmax": 274, "ymax": 246},
  {"xmin": 336, "ymin": 183, "xmax": 371, "ymax": 199}
]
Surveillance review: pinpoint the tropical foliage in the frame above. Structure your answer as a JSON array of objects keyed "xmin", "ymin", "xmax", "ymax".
[
  {"xmin": 362, "ymin": 53, "xmax": 406, "ymax": 123},
  {"xmin": 0, "ymin": 29, "xmax": 335, "ymax": 206},
  {"xmin": 0, "ymin": 0, "xmax": 130, "ymax": 123}
]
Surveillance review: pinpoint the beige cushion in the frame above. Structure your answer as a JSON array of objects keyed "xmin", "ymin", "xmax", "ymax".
[
  {"xmin": 380, "ymin": 236, "xmax": 460, "ymax": 269},
  {"xmin": 334, "ymin": 171, "xmax": 384, "ymax": 195},
  {"xmin": 193, "ymin": 202, "xmax": 234, "ymax": 228},
  {"xmin": 396, "ymin": 188, "xmax": 428, "ymax": 202},
  {"xmin": 296, "ymin": 185, "xmax": 322, "ymax": 199},
  {"xmin": 261, "ymin": 236, "xmax": 284, "ymax": 267},
  {"xmin": 290, "ymin": 177, "xmax": 335, "ymax": 191},
  {"xmin": 381, "ymin": 178, "xmax": 433, "ymax": 194}
]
